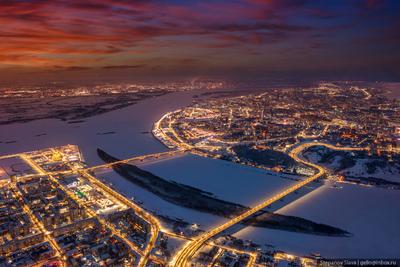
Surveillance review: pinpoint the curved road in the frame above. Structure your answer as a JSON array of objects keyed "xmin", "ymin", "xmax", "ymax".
[{"xmin": 171, "ymin": 142, "xmax": 368, "ymax": 267}]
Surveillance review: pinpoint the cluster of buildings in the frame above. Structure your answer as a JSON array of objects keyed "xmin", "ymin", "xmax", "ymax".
[
  {"xmin": 58, "ymin": 173, "xmax": 127, "ymax": 215},
  {"xmin": 196, "ymin": 246, "xmax": 254, "ymax": 267},
  {"xmin": 55, "ymin": 222, "xmax": 134, "ymax": 266},
  {"xmin": 154, "ymin": 83, "xmax": 399, "ymax": 174},
  {"xmin": 0, "ymin": 145, "xmax": 157, "ymax": 266},
  {"xmin": 0, "ymin": 80, "xmax": 227, "ymax": 99},
  {"xmin": 1, "ymin": 242, "xmax": 55, "ymax": 266},
  {"xmin": 0, "ymin": 185, "xmax": 41, "ymax": 255},
  {"xmin": 17, "ymin": 176, "xmax": 86, "ymax": 230},
  {"xmin": 0, "ymin": 180, "xmax": 58, "ymax": 266},
  {"xmin": 106, "ymin": 209, "xmax": 150, "ymax": 249},
  {"xmin": 26, "ymin": 145, "xmax": 85, "ymax": 173}
]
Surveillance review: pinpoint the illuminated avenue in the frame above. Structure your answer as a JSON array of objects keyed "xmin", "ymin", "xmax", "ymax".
[
  {"xmin": 0, "ymin": 85, "xmax": 399, "ymax": 266},
  {"xmin": 0, "ymin": 146, "xmax": 256, "ymax": 267},
  {"xmin": 151, "ymin": 84, "xmax": 399, "ymax": 266},
  {"xmin": 170, "ymin": 142, "xmax": 369, "ymax": 267},
  {"xmin": 0, "ymin": 140, "xmax": 376, "ymax": 267},
  {"xmin": 0, "ymin": 0, "xmax": 399, "ymax": 265}
]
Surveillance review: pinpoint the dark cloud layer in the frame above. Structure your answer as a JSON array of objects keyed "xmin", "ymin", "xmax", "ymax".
[{"xmin": 0, "ymin": 0, "xmax": 399, "ymax": 79}]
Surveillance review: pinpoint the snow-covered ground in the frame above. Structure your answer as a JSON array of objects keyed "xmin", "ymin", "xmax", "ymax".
[
  {"xmin": 304, "ymin": 149, "xmax": 400, "ymax": 183},
  {"xmin": 342, "ymin": 159, "xmax": 400, "ymax": 183},
  {"xmin": 235, "ymin": 181, "xmax": 400, "ymax": 258}
]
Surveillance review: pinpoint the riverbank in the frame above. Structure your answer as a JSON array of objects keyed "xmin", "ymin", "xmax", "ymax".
[{"xmin": 97, "ymin": 148, "xmax": 350, "ymax": 237}]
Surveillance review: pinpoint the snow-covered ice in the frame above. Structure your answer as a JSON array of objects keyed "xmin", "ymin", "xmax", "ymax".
[
  {"xmin": 1, "ymin": 88, "xmax": 399, "ymax": 258},
  {"xmin": 235, "ymin": 181, "xmax": 400, "ymax": 258},
  {"xmin": 95, "ymin": 153, "xmax": 296, "ymax": 230},
  {"xmin": 140, "ymin": 154, "xmax": 296, "ymax": 207},
  {"xmin": 96, "ymin": 168, "xmax": 227, "ymax": 230},
  {"xmin": 0, "ymin": 90, "xmax": 198, "ymax": 164}
]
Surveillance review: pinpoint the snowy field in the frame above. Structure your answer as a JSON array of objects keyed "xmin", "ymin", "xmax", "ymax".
[{"xmin": 235, "ymin": 181, "xmax": 400, "ymax": 258}]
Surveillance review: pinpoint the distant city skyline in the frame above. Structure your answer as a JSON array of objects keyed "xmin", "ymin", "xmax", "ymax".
[{"xmin": 1, "ymin": 0, "xmax": 399, "ymax": 83}]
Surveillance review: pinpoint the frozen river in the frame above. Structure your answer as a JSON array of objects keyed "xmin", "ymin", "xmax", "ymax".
[
  {"xmin": 0, "ymin": 89, "xmax": 199, "ymax": 164},
  {"xmin": 95, "ymin": 154, "xmax": 296, "ymax": 230},
  {"xmin": 1, "ymin": 88, "xmax": 399, "ymax": 258},
  {"xmin": 235, "ymin": 181, "xmax": 400, "ymax": 258}
]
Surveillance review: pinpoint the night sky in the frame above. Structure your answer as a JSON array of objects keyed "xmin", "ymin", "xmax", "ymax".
[{"xmin": 1, "ymin": 0, "xmax": 399, "ymax": 82}]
